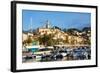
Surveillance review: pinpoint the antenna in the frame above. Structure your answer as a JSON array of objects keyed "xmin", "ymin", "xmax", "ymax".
[{"xmin": 30, "ymin": 17, "xmax": 33, "ymax": 33}]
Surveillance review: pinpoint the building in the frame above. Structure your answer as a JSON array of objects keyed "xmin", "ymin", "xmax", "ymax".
[
  {"xmin": 38, "ymin": 20, "xmax": 69, "ymax": 41},
  {"xmin": 38, "ymin": 20, "xmax": 53, "ymax": 35},
  {"xmin": 23, "ymin": 20, "xmax": 90, "ymax": 46},
  {"xmin": 22, "ymin": 33, "xmax": 28, "ymax": 42}
]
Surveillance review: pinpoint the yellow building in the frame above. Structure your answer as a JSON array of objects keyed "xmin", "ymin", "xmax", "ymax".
[{"xmin": 38, "ymin": 28, "xmax": 53, "ymax": 35}]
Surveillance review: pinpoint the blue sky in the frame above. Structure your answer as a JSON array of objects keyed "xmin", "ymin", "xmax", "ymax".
[{"xmin": 22, "ymin": 10, "xmax": 91, "ymax": 31}]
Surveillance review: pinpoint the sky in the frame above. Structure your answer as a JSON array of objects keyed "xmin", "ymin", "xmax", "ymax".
[{"xmin": 22, "ymin": 10, "xmax": 91, "ymax": 31}]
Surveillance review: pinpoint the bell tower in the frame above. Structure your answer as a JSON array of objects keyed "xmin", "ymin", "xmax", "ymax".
[{"xmin": 45, "ymin": 20, "xmax": 50, "ymax": 28}]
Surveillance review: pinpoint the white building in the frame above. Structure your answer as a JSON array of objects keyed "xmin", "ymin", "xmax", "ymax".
[{"xmin": 22, "ymin": 33, "xmax": 28, "ymax": 42}]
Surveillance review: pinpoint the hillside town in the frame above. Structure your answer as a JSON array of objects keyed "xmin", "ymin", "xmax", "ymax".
[{"xmin": 22, "ymin": 20, "xmax": 91, "ymax": 63}]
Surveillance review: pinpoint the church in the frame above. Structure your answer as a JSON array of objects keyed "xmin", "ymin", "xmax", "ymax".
[{"xmin": 37, "ymin": 20, "xmax": 53, "ymax": 35}]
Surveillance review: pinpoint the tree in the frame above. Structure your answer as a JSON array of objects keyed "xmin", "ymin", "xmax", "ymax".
[
  {"xmin": 82, "ymin": 27, "xmax": 91, "ymax": 32},
  {"xmin": 62, "ymin": 28, "xmax": 67, "ymax": 32},
  {"xmin": 38, "ymin": 34, "xmax": 55, "ymax": 46},
  {"xmin": 66, "ymin": 28, "xmax": 80, "ymax": 36},
  {"xmin": 26, "ymin": 36, "xmax": 32, "ymax": 45},
  {"xmin": 64, "ymin": 36, "xmax": 69, "ymax": 44},
  {"xmin": 53, "ymin": 26, "xmax": 61, "ymax": 30},
  {"xmin": 38, "ymin": 34, "xmax": 49, "ymax": 46}
]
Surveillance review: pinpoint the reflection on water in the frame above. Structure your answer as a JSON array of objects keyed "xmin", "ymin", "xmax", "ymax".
[{"xmin": 22, "ymin": 46, "xmax": 91, "ymax": 63}]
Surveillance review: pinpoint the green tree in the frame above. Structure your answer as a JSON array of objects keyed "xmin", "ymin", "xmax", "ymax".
[
  {"xmin": 38, "ymin": 34, "xmax": 49, "ymax": 46},
  {"xmin": 67, "ymin": 28, "xmax": 80, "ymax": 36},
  {"xmin": 38, "ymin": 34, "xmax": 55, "ymax": 46},
  {"xmin": 26, "ymin": 36, "xmax": 32, "ymax": 45}
]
